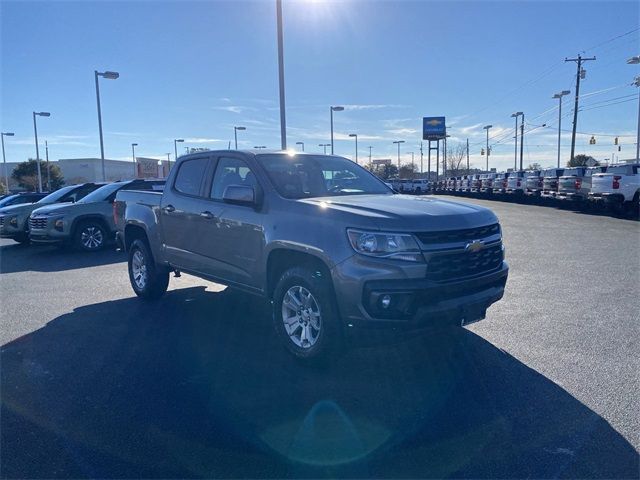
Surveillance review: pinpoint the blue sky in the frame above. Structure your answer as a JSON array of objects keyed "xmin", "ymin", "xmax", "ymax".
[{"xmin": 1, "ymin": 0, "xmax": 638, "ymax": 171}]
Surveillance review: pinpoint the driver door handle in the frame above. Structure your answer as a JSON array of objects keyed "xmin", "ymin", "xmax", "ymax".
[
  {"xmin": 199, "ymin": 210, "xmax": 215, "ymax": 220},
  {"xmin": 163, "ymin": 204, "xmax": 175, "ymax": 213}
]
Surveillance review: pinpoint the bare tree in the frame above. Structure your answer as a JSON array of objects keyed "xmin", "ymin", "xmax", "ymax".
[{"xmin": 444, "ymin": 143, "xmax": 469, "ymax": 176}]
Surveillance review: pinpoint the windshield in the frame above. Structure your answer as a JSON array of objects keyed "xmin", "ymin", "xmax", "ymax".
[
  {"xmin": 78, "ymin": 182, "xmax": 126, "ymax": 203},
  {"xmin": 37, "ymin": 185, "xmax": 79, "ymax": 204},
  {"xmin": 258, "ymin": 154, "xmax": 391, "ymax": 199}
]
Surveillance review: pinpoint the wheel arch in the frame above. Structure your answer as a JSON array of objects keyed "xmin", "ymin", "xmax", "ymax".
[{"xmin": 266, "ymin": 248, "xmax": 334, "ymax": 301}]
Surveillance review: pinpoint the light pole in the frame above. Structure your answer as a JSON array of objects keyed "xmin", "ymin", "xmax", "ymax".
[
  {"xmin": 173, "ymin": 138, "xmax": 184, "ymax": 170},
  {"xmin": 483, "ymin": 125, "xmax": 492, "ymax": 172},
  {"xmin": 45, "ymin": 140, "xmax": 50, "ymax": 191},
  {"xmin": 552, "ymin": 91, "xmax": 571, "ymax": 168},
  {"xmin": 131, "ymin": 143, "xmax": 138, "ymax": 177},
  {"xmin": 1, "ymin": 132, "xmax": 15, "ymax": 192},
  {"xmin": 519, "ymin": 113, "xmax": 525, "ymax": 171},
  {"xmin": 295, "ymin": 141, "xmax": 304, "ymax": 152},
  {"xmin": 276, "ymin": 0, "xmax": 287, "ymax": 149},
  {"xmin": 94, "ymin": 70, "xmax": 119, "ymax": 181},
  {"xmin": 393, "ymin": 140, "xmax": 405, "ymax": 169},
  {"xmin": 319, "ymin": 143, "xmax": 330, "ymax": 154},
  {"xmin": 32, "ymin": 111, "xmax": 50, "ymax": 193},
  {"xmin": 511, "ymin": 112, "xmax": 523, "ymax": 170},
  {"xmin": 628, "ymin": 55, "xmax": 640, "ymax": 161},
  {"xmin": 368, "ymin": 146, "xmax": 373, "ymax": 168},
  {"xmin": 348, "ymin": 133, "xmax": 358, "ymax": 164},
  {"xmin": 408, "ymin": 151, "xmax": 415, "ymax": 170},
  {"xmin": 330, "ymin": 106, "xmax": 344, "ymax": 154},
  {"xmin": 234, "ymin": 126, "xmax": 246, "ymax": 150}
]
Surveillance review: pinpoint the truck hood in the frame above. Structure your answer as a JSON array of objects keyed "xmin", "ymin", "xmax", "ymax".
[{"xmin": 299, "ymin": 194, "xmax": 498, "ymax": 231}]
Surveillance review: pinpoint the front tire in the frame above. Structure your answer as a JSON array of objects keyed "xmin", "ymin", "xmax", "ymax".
[
  {"xmin": 272, "ymin": 266, "xmax": 342, "ymax": 361},
  {"xmin": 128, "ymin": 239, "xmax": 169, "ymax": 299},
  {"xmin": 75, "ymin": 221, "xmax": 106, "ymax": 251}
]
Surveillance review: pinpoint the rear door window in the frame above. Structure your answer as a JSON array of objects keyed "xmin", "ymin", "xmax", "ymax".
[{"xmin": 174, "ymin": 157, "xmax": 209, "ymax": 196}]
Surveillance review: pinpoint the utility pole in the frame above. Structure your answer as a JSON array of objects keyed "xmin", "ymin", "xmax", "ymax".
[
  {"xmin": 565, "ymin": 55, "xmax": 596, "ymax": 163},
  {"xmin": 420, "ymin": 142, "xmax": 424, "ymax": 174},
  {"xmin": 466, "ymin": 138, "xmax": 469, "ymax": 171},
  {"xmin": 519, "ymin": 113, "xmax": 525, "ymax": 171}
]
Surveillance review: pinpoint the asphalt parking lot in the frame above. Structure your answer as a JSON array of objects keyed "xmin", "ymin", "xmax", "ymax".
[{"xmin": 1, "ymin": 196, "xmax": 638, "ymax": 479}]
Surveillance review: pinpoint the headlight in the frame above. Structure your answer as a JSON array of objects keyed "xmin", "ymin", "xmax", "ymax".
[
  {"xmin": 347, "ymin": 229, "xmax": 423, "ymax": 262},
  {"xmin": 9, "ymin": 216, "xmax": 18, "ymax": 227}
]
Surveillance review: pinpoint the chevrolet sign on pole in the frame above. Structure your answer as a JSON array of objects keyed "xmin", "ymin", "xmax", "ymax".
[{"xmin": 423, "ymin": 117, "xmax": 446, "ymax": 140}]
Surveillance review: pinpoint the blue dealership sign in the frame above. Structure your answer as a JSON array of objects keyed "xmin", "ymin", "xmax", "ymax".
[{"xmin": 423, "ymin": 116, "xmax": 446, "ymax": 140}]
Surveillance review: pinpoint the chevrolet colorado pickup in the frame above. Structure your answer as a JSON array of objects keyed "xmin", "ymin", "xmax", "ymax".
[{"xmin": 114, "ymin": 150, "xmax": 508, "ymax": 359}]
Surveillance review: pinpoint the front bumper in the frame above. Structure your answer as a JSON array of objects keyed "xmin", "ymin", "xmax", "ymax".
[{"xmin": 332, "ymin": 254, "xmax": 509, "ymax": 330}]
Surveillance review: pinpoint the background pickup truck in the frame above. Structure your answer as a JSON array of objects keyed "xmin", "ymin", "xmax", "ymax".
[{"xmin": 115, "ymin": 150, "xmax": 509, "ymax": 360}]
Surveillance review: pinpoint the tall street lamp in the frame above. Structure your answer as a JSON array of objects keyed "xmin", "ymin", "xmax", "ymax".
[
  {"xmin": 511, "ymin": 112, "xmax": 523, "ymax": 170},
  {"xmin": 330, "ymin": 106, "xmax": 344, "ymax": 154},
  {"xmin": 552, "ymin": 91, "xmax": 571, "ymax": 168},
  {"xmin": 131, "ymin": 143, "xmax": 138, "ymax": 177},
  {"xmin": 348, "ymin": 133, "xmax": 358, "ymax": 164},
  {"xmin": 234, "ymin": 126, "xmax": 246, "ymax": 149},
  {"xmin": 32, "ymin": 111, "xmax": 50, "ymax": 193},
  {"xmin": 276, "ymin": 0, "xmax": 287, "ymax": 149},
  {"xmin": 368, "ymin": 146, "xmax": 373, "ymax": 168},
  {"xmin": 628, "ymin": 55, "xmax": 640, "ymax": 161},
  {"xmin": 173, "ymin": 139, "xmax": 184, "ymax": 170},
  {"xmin": 295, "ymin": 141, "xmax": 304, "ymax": 152},
  {"xmin": 319, "ymin": 143, "xmax": 330, "ymax": 154},
  {"xmin": 94, "ymin": 70, "xmax": 119, "ymax": 181},
  {"xmin": 1, "ymin": 132, "xmax": 14, "ymax": 191},
  {"xmin": 45, "ymin": 140, "xmax": 50, "ymax": 191},
  {"xmin": 393, "ymin": 140, "xmax": 405, "ymax": 169},
  {"xmin": 483, "ymin": 125, "xmax": 492, "ymax": 172}
]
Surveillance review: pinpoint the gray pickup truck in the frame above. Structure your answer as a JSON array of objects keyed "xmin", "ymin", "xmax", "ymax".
[{"xmin": 115, "ymin": 150, "xmax": 508, "ymax": 359}]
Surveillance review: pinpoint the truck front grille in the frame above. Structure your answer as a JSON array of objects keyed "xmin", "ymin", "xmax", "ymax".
[
  {"xmin": 0, "ymin": 216, "xmax": 4, "ymax": 227},
  {"xmin": 29, "ymin": 217, "xmax": 47, "ymax": 230},
  {"xmin": 415, "ymin": 223, "xmax": 500, "ymax": 245},
  {"xmin": 426, "ymin": 243, "xmax": 503, "ymax": 281}
]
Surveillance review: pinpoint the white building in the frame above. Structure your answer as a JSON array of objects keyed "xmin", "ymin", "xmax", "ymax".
[{"xmin": 58, "ymin": 158, "xmax": 137, "ymax": 183}]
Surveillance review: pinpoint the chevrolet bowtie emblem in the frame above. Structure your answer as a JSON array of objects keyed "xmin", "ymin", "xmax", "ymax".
[
  {"xmin": 465, "ymin": 240, "xmax": 485, "ymax": 253},
  {"xmin": 426, "ymin": 119, "xmax": 442, "ymax": 126}
]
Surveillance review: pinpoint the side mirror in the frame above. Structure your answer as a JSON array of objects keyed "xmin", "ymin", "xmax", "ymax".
[{"xmin": 222, "ymin": 185, "xmax": 258, "ymax": 207}]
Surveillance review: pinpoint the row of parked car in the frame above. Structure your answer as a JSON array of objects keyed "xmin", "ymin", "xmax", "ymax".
[
  {"xmin": 0, "ymin": 179, "xmax": 164, "ymax": 250},
  {"xmin": 393, "ymin": 164, "xmax": 640, "ymax": 216}
]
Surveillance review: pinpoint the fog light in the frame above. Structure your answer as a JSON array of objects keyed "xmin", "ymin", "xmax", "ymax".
[
  {"xmin": 54, "ymin": 219, "xmax": 64, "ymax": 231},
  {"xmin": 380, "ymin": 295, "xmax": 392, "ymax": 309},
  {"xmin": 9, "ymin": 217, "xmax": 18, "ymax": 227}
]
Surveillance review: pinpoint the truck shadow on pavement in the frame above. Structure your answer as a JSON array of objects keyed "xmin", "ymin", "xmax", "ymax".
[
  {"xmin": 0, "ymin": 243, "xmax": 124, "ymax": 274},
  {"xmin": 1, "ymin": 286, "xmax": 638, "ymax": 479}
]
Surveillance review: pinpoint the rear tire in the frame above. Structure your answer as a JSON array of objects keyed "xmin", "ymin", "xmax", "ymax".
[
  {"xmin": 128, "ymin": 239, "xmax": 169, "ymax": 299},
  {"xmin": 272, "ymin": 266, "xmax": 342, "ymax": 362}
]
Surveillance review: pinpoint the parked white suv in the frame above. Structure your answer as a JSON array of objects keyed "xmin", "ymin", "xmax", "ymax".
[{"xmin": 589, "ymin": 163, "xmax": 639, "ymax": 211}]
